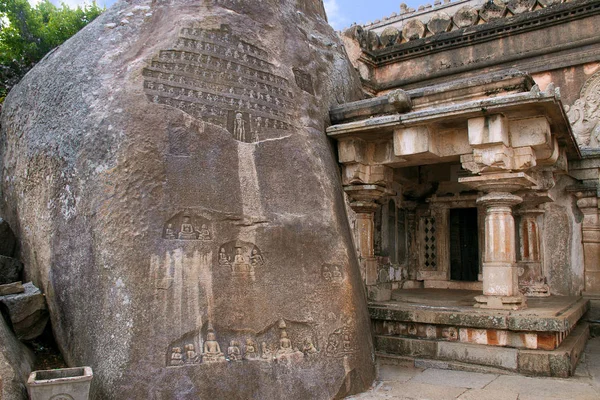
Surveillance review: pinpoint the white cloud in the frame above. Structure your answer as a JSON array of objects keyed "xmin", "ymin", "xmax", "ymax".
[{"xmin": 324, "ymin": 0, "xmax": 348, "ymax": 31}]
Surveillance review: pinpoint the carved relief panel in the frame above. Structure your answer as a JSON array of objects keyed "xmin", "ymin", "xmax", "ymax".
[
  {"xmin": 143, "ymin": 24, "xmax": 295, "ymax": 143},
  {"xmin": 218, "ymin": 239, "xmax": 264, "ymax": 277},
  {"xmin": 566, "ymin": 70, "xmax": 600, "ymax": 149},
  {"xmin": 166, "ymin": 319, "xmax": 319, "ymax": 367},
  {"xmin": 163, "ymin": 211, "xmax": 212, "ymax": 241}
]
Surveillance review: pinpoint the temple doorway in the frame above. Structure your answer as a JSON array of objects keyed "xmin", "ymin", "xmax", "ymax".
[{"xmin": 449, "ymin": 208, "xmax": 480, "ymax": 281}]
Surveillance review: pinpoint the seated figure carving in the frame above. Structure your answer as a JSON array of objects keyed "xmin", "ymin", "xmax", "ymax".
[
  {"xmin": 170, "ymin": 347, "xmax": 184, "ymax": 366},
  {"xmin": 302, "ymin": 337, "xmax": 318, "ymax": 356},
  {"xmin": 244, "ymin": 339, "xmax": 258, "ymax": 360},
  {"xmin": 198, "ymin": 224, "xmax": 211, "ymax": 241},
  {"xmin": 218, "ymin": 247, "xmax": 230, "ymax": 265},
  {"xmin": 227, "ymin": 340, "xmax": 242, "ymax": 362},
  {"xmin": 184, "ymin": 343, "xmax": 199, "ymax": 364},
  {"xmin": 178, "ymin": 216, "xmax": 198, "ymax": 240},
  {"xmin": 203, "ymin": 329, "xmax": 225, "ymax": 362},
  {"xmin": 165, "ymin": 223, "xmax": 176, "ymax": 240},
  {"xmin": 332, "ymin": 266, "xmax": 343, "ymax": 283},
  {"xmin": 260, "ymin": 342, "xmax": 272, "ymax": 360}
]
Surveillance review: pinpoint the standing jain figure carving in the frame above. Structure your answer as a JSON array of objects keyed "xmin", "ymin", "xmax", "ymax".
[{"xmin": 233, "ymin": 112, "xmax": 246, "ymax": 142}]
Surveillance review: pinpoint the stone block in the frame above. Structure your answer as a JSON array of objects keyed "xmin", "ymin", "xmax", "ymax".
[
  {"xmin": 0, "ymin": 218, "xmax": 17, "ymax": 257},
  {"xmin": 0, "ymin": 282, "xmax": 48, "ymax": 341},
  {"xmin": 0, "ymin": 281, "xmax": 25, "ymax": 296},
  {"xmin": 338, "ymin": 139, "xmax": 366, "ymax": 164},
  {"xmin": 374, "ymin": 335, "xmax": 438, "ymax": 358},
  {"xmin": 393, "ymin": 126, "xmax": 438, "ymax": 157},
  {"xmin": 0, "ymin": 255, "xmax": 23, "ymax": 285},
  {"xmin": 468, "ymin": 115, "xmax": 509, "ymax": 146},
  {"xmin": 509, "ymin": 117, "xmax": 551, "ymax": 149},
  {"xmin": 368, "ymin": 283, "xmax": 392, "ymax": 302},
  {"xmin": 482, "ymin": 263, "xmax": 517, "ymax": 296},
  {"xmin": 437, "ymin": 341, "xmax": 518, "ymax": 370}
]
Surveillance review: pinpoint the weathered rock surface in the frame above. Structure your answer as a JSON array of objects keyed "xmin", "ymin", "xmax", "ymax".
[
  {"xmin": 0, "ymin": 0, "xmax": 374, "ymax": 399},
  {"xmin": 0, "ymin": 312, "xmax": 34, "ymax": 400},
  {"xmin": 0, "ymin": 218, "xmax": 17, "ymax": 257},
  {"xmin": 0, "ymin": 255, "xmax": 23, "ymax": 284},
  {"xmin": 0, "ymin": 282, "xmax": 48, "ymax": 341}
]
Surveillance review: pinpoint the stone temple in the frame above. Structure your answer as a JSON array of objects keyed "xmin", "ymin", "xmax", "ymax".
[{"xmin": 0, "ymin": 0, "xmax": 599, "ymax": 399}]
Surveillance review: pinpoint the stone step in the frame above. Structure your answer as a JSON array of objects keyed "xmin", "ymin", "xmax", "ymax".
[{"xmin": 374, "ymin": 321, "xmax": 589, "ymax": 377}]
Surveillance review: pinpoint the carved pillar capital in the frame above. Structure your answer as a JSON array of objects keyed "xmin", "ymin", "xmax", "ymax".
[{"xmin": 344, "ymin": 184, "xmax": 395, "ymax": 212}]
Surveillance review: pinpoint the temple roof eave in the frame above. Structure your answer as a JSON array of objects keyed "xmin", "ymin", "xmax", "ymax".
[{"xmin": 327, "ymin": 89, "xmax": 581, "ymax": 160}]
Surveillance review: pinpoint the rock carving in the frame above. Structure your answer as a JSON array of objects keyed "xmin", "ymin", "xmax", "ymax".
[
  {"xmin": 143, "ymin": 24, "xmax": 294, "ymax": 143},
  {"xmin": 163, "ymin": 212, "xmax": 212, "ymax": 241},
  {"xmin": 218, "ymin": 240, "xmax": 264, "ymax": 277}
]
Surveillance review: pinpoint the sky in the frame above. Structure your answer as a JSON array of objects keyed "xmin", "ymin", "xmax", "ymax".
[{"xmin": 32, "ymin": 0, "xmax": 425, "ymax": 31}]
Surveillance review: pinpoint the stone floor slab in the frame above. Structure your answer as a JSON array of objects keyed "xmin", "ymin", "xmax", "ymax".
[
  {"xmin": 378, "ymin": 364, "xmax": 423, "ymax": 383},
  {"xmin": 457, "ymin": 388, "xmax": 518, "ymax": 400},
  {"xmin": 383, "ymin": 381, "xmax": 467, "ymax": 399},
  {"xmin": 484, "ymin": 375, "xmax": 598, "ymax": 399},
  {"xmin": 410, "ymin": 368, "xmax": 498, "ymax": 389}
]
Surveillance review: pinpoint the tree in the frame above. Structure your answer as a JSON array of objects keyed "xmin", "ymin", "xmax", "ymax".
[{"xmin": 0, "ymin": 0, "xmax": 104, "ymax": 103}]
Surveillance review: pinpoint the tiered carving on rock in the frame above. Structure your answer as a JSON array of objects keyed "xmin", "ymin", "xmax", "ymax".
[
  {"xmin": 143, "ymin": 24, "xmax": 294, "ymax": 143},
  {"xmin": 566, "ymin": 70, "xmax": 600, "ymax": 149},
  {"xmin": 349, "ymin": 0, "xmax": 567, "ymax": 50}
]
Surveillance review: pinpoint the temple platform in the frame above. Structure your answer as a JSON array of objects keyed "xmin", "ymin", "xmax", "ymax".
[{"xmin": 369, "ymin": 289, "xmax": 590, "ymax": 377}]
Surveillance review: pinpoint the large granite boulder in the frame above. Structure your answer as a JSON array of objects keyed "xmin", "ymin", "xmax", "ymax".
[
  {"xmin": 0, "ymin": 312, "xmax": 34, "ymax": 400},
  {"xmin": 0, "ymin": 0, "xmax": 374, "ymax": 398}
]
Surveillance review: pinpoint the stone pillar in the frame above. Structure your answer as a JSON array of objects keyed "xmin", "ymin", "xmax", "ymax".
[
  {"xmin": 345, "ymin": 184, "xmax": 394, "ymax": 301},
  {"xmin": 577, "ymin": 196, "xmax": 600, "ymax": 296},
  {"xmin": 516, "ymin": 208, "xmax": 549, "ymax": 297},
  {"xmin": 474, "ymin": 192, "xmax": 527, "ymax": 309},
  {"xmin": 459, "ymin": 172, "xmax": 536, "ymax": 309}
]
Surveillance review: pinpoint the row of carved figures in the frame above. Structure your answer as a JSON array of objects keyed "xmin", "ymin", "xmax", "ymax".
[{"xmin": 169, "ymin": 322, "xmax": 318, "ymax": 366}]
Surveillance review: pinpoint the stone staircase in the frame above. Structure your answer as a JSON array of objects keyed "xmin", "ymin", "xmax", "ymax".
[{"xmin": 369, "ymin": 289, "xmax": 590, "ymax": 377}]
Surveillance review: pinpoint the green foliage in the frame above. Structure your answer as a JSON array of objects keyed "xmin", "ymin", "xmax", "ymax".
[{"xmin": 0, "ymin": 0, "xmax": 104, "ymax": 102}]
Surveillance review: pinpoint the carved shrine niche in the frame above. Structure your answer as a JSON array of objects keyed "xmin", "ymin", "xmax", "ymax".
[
  {"xmin": 143, "ymin": 24, "xmax": 295, "ymax": 143},
  {"xmin": 163, "ymin": 212, "xmax": 212, "ymax": 241},
  {"xmin": 218, "ymin": 239, "xmax": 264, "ymax": 277},
  {"xmin": 566, "ymin": 70, "xmax": 600, "ymax": 148}
]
